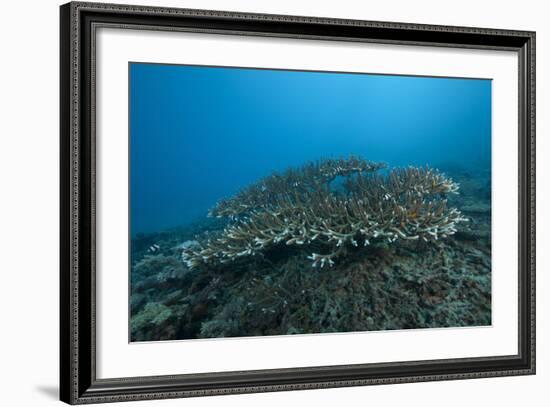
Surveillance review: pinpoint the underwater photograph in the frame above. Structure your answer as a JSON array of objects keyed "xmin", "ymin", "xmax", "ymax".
[{"xmin": 129, "ymin": 62, "xmax": 492, "ymax": 342}]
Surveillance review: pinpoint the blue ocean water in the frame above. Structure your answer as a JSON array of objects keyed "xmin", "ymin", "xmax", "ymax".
[{"xmin": 130, "ymin": 63, "xmax": 491, "ymax": 235}]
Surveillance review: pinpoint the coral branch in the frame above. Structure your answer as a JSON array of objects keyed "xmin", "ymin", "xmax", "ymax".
[
  {"xmin": 208, "ymin": 156, "xmax": 386, "ymax": 218},
  {"xmin": 183, "ymin": 158, "xmax": 467, "ymax": 269}
]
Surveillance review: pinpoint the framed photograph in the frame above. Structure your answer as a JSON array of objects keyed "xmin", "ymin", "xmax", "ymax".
[{"xmin": 60, "ymin": 1, "xmax": 536, "ymax": 404}]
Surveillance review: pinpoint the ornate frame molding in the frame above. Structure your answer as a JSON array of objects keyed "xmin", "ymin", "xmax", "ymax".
[{"xmin": 60, "ymin": 2, "xmax": 535, "ymax": 404}]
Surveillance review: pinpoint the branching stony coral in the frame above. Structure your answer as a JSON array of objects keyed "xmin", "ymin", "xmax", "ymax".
[
  {"xmin": 209, "ymin": 156, "xmax": 386, "ymax": 218},
  {"xmin": 183, "ymin": 157, "xmax": 467, "ymax": 269}
]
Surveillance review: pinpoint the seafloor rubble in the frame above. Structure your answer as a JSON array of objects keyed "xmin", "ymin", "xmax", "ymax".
[{"xmin": 130, "ymin": 159, "xmax": 491, "ymax": 342}]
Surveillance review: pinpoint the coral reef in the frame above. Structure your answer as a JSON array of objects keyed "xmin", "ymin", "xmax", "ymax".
[
  {"xmin": 129, "ymin": 160, "xmax": 491, "ymax": 342},
  {"xmin": 183, "ymin": 158, "xmax": 467, "ymax": 269},
  {"xmin": 209, "ymin": 156, "xmax": 386, "ymax": 218},
  {"xmin": 191, "ymin": 239, "xmax": 491, "ymax": 337}
]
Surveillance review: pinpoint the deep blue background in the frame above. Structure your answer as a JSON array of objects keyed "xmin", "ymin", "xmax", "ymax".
[{"xmin": 130, "ymin": 63, "xmax": 491, "ymax": 234}]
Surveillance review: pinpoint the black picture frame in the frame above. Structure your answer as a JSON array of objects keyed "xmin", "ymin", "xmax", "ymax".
[{"xmin": 60, "ymin": 1, "xmax": 536, "ymax": 404}]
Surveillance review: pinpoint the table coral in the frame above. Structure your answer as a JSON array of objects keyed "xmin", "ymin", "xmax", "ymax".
[{"xmin": 183, "ymin": 157, "xmax": 467, "ymax": 269}]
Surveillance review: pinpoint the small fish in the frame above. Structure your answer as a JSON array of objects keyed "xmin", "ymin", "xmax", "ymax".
[{"xmin": 148, "ymin": 244, "xmax": 160, "ymax": 253}]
